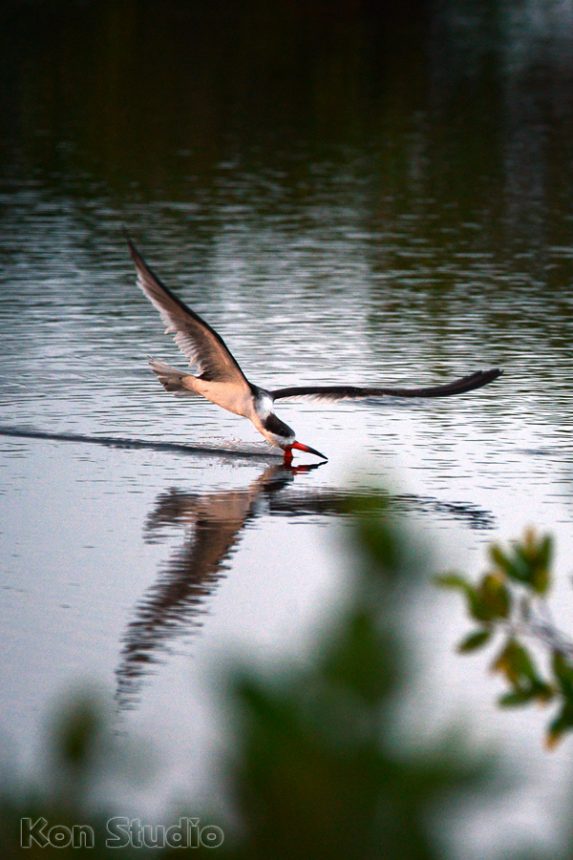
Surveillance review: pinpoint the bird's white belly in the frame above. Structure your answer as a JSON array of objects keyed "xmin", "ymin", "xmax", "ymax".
[{"xmin": 191, "ymin": 378, "xmax": 252, "ymax": 417}]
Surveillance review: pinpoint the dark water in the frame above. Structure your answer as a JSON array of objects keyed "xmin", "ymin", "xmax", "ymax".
[{"xmin": 2, "ymin": 1, "xmax": 573, "ymax": 855}]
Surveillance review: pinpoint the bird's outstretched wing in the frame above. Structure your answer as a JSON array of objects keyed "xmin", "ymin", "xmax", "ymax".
[
  {"xmin": 271, "ymin": 368, "xmax": 502, "ymax": 402},
  {"xmin": 128, "ymin": 238, "xmax": 250, "ymax": 385}
]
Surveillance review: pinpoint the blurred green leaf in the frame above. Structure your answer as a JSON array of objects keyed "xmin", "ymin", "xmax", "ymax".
[
  {"xmin": 491, "ymin": 639, "xmax": 540, "ymax": 688},
  {"xmin": 552, "ymin": 651, "xmax": 573, "ymax": 698},
  {"xmin": 51, "ymin": 693, "xmax": 105, "ymax": 771},
  {"xmin": 478, "ymin": 575, "xmax": 511, "ymax": 620},
  {"xmin": 489, "ymin": 544, "xmax": 510, "ymax": 572},
  {"xmin": 320, "ymin": 609, "xmax": 398, "ymax": 706},
  {"xmin": 457, "ymin": 629, "xmax": 492, "ymax": 653},
  {"xmin": 498, "ymin": 690, "xmax": 537, "ymax": 708},
  {"xmin": 435, "ymin": 573, "xmax": 470, "ymax": 592},
  {"xmin": 547, "ymin": 702, "xmax": 573, "ymax": 749}
]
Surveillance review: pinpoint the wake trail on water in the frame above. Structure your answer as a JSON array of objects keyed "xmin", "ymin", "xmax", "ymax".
[{"xmin": 0, "ymin": 427, "xmax": 278, "ymax": 461}]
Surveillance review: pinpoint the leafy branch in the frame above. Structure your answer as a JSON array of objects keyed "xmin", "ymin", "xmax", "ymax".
[{"xmin": 437, "ymin": 529, "xmax": 573, "ymax": 748}]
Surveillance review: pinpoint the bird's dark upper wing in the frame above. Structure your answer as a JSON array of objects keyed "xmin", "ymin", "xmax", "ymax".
[
  {"xmin": 271, "ymin": 368, "xmax": 502, "ymax": 402},
  {"xmin": 128, "ymin": 238, "xmax": 250, "ymax": 385}
]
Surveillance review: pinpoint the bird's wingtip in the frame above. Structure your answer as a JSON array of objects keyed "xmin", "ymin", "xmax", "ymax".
[{"xmin": 122, "ymin": 227, "xmax": 140, "ymax": 261}]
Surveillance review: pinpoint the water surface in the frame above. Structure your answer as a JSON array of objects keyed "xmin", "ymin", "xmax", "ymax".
[{"xmin": 2, "ymin": 2, "xmax": 573, "ymax": 855}]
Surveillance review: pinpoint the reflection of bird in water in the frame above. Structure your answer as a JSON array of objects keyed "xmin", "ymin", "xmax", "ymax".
[
  {"xmin": 127, "ymin": 238, "xmax": 502, "ymax": 464},
  {"xmin": 116, "ymin": 462, "xmax": 322, "ymax": 707},
  {"xmin": 115, "ymin": 460, "xmax": 495, "ymax": 709}
]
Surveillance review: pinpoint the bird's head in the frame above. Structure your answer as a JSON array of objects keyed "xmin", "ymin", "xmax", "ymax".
[{"xmin": 261, "ymin": 409, "xmax": 327, "ymax": 461}]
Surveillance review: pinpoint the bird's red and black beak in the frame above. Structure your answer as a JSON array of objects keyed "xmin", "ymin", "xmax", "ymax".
[{"xmin": 284, "ymin": 441, "xmax": 328, "ymax": 462}]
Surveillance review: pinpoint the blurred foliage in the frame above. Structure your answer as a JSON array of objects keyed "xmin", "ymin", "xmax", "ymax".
[
  {"xmin": 217, "ymin": 499, "xmax": 486, "ymax": 860},
  {"xmin": 438, "ymin": 528, "xmax": 573, "ymax": 749},
  {"xmin": 0, "ymin": 497, "xmax": 497, "ymax": 858},
  {"xmin": 6, "ymin": 509, "xmax": 573, "ymax": 857}
]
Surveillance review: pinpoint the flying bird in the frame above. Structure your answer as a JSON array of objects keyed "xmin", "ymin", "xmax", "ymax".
[{"xmin": 127, "ymin": 239, "xmax": 502, "ymax": 463}]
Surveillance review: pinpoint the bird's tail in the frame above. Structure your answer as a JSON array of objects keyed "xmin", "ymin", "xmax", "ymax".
[{"xmin": 148, "ymin": 358, "xmax": 196, "ymax": 396}]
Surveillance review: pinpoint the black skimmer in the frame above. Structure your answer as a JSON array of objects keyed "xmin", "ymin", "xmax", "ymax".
[{"xmin": 127, "ymin": 239, "xmax": 502, "ymax": 463}]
